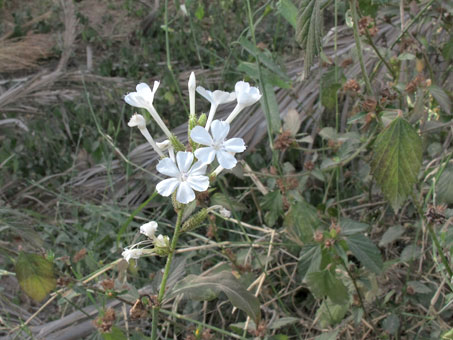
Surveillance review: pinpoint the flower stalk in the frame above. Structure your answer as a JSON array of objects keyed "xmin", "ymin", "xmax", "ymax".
[{"xmin": 151, "ymin": 208, "xmax": 184, "ymax": 340}]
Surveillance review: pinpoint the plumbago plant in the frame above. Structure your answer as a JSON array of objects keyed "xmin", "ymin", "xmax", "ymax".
[{"xmin": 121, "ymin": 73, "xmax": 262, "ymax": 339}]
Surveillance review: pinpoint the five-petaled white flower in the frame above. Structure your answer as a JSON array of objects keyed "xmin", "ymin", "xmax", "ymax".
[
  {"xmin": 124, "ymin": 82, "xmax": 172, "ymax": 139},
  {"xmin": 196, "ymin": 86, "xmax": 236, "ymax": 130},
  {"xmin": 140, "ymin": 221, "xmax": 158, "ymax": 239},
  {"xmin": 122, "ymin": 248, "xmax": 145, "ymax": 262},
  {"xmin": 226, "ymin": 81, "xmax": 262, "ymax": 124},
  {"xmin": 156, "ymin": 151, "xmax": 209, "ymax": 204},
  {"xmin": 190, "ymin": 120, "xmax": 246, "ymax": 169}
]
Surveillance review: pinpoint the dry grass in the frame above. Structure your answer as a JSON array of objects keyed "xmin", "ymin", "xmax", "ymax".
[{"xmin": 0, "ymin": 33, "xmax": 55, "ymax": 73}]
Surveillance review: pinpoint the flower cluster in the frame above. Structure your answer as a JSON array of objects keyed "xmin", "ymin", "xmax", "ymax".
[
  {"xmin": 124, "ymin": 73, "xmax": 261, "ymax": 204},
  {"xmin": 121, "ymin": 221, "xmax": 170, "ymax": 262}
]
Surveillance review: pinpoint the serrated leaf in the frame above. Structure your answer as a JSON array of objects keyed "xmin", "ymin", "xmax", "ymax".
[
  {"xmin": 400, "ymin": 244, "xmax": 421, "ymax": 262},
  {"xmin": 382, "ymin": 314, "xmax": 400, "ymax": 335},
  {"xmin": 340, "ymin": 218, "xmax": 369, "ymax": 236},
  {"xmin": 345, "ymin": 234, "xmax": 383, "ymax": 274},
  {"xmin": 284, "ymin": 201, "xmax": 321, "ymax": 244},
  {"xmin": 315, "ymin": 330, "xmax": 340, "ymax": 340},
  {"xmin": 296, "ymin": 0, "xmax": 323, "ymax": 76},
  {"xmin": 316, "ymin": 299, "xmax": 349, "ymax": 327},
  {"xmin": 428, "ymin": 85, "xmax": 451, "ymax": 115},
  {"xmin": 169, "ymin": 271, "xmax": 261, "ymax": 323},
  {"xmin": 407, "ymin": 281, "xmax": 432, "ymax": 294},
  {"xmin": 379, "ymin": 225, "xmax": 405, "ymax": 247},
  {"xmin": 262, "ymin": 190, "xmax": 284, "ymax": 227},
  {"xmin": 437, "ymin": 165, "xmax": 453, "ymax": 204},
  {"xmin": 371, "ymin": 117, "xmax": 423, "ymax": 211},
  {"xmin": 306, "ymin": 270, "xmax": 349, "ymax": 304},
  {"xmin": 298, "ymin": 244, "xmax": 322, "ymax": 280},
  {"xmin": 15, "ymin": 252, "xmax": 56, "ymax": 302}
]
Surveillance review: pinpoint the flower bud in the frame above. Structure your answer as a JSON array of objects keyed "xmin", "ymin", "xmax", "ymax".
[
  {"xmin": 197, "ymin": 113, "xmax": 207, "ymax": 127},
  {"xmin": 154, "ymin": 234, "xmax": 171, "ymax": 256},
  {"xmin": 181, "ymin": 209, "xmax": 208, "ymax": 233},
  {"xmin": 169, "ymin": 134, "xmax": 186, "ymax": 152}
]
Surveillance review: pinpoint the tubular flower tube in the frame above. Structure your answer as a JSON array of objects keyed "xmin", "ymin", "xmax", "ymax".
[
  {"xmin": 128, "ymin": 113, "xmax": 165, "ymax": 158},
  {"xmin": 156, "ymin": 151, "xmax": 209, "ymax": 204},
  {"xmin": 188, "ymin": 72, "xmax": 196, "ymax": 116},
  {"xmin": 190, "ymin": 120, "xmax": 246, "ymax": 169},
  {"xmin": 140, "ymin": 221, "xmax": 158, "ymax": 239},
  {"xmin": 225, "ymin": 81, "xmax": 262, "ymax": 124},
  {"xmin": 124, "ymin": 82, "xmax": 173, "ymax": 139},
  {"xmin": 196, "ymin": 86, "xmax": 236, "ymax": 131}
]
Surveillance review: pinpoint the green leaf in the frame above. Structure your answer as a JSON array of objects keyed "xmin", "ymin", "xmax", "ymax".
[
  {"xmin": 382, "ymin": 314, "xmax": 400, "ymax": 335},
  {"xmin": 316, "ymin": 299, "xmax": 349, "ymax": 327},
  {"xmin": 371, "ymin": 117, "xmax": 423, "ymax": 211},
  {"xmin": 237, "ymin": 62, "xmax": 291, "ymax": 89},
  {"xmin": 320, "ymin": 66, "xmax": 345, "ymax": 110},
  {"xmin": 194, "ymin": 4, "xmax": 205, "ymax": 20},
  {"xmin": 277, "ymin": 0, "xmax": 297, "ymax": 28},
  {"xmin": 297, "ymin": 244, "xmax": 322, "ymax": 280},
  {"xmin": 169, "ymin": 271, "xmax": 261, "ymax": 324},
  {"xmin": 296, "ymin": 0, "xmax": 323, "ymax": 76},
  {"xmin": 428, "ymin": 85, "xmax": 451, "ymax": 115},
  {"xmin": 261, "ymin": 190, "xmax": 284, "ymax": 227},
  {"xmin": 269, "ymin": 317, "xmax": 299, "ymax": 330},
  {"xmin": 379, "ymin": 225, "xmax": 405, "ymax": 247},
  {"xmin": 262, "ymin": 82, "xmax": 283, "ymax": 133},
  {"xmin": 437, "ymin": 165, "xmax": 453, "ymax": 204},
  {"xmin": 400, "ymin": 244, "xmax": 421, "ymax": 262},
  {"xmin": 306, "ymin": 270, "xmax": 349, "ymax": 304},
  {"xmin": 340, "ymin": 218, "xmax": 369, "ymax": 236},
  {"xmin": 345, "ymin": 234, "xmax": 383, "ymax": 274},
  {"xmin": 284, "ymin": 201, "xmax": 321, "ymax": 244},
  {"xmin": 15, "ymin": 252, "xmax": 56, "ymax": 302},
  {"xmin": 315, "ymin": 330, "xmax": 340, "ymax": 340},
  {"xmin": 102, "ymin": 326, "xmax": 128, "ymax": 340}
]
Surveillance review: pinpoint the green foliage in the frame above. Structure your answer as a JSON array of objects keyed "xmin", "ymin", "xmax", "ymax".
[
  {"xmin": 320, "ymin": 66, "xmax": 346, "ymax": 110},
  {"xmin": 284, "ymin": 201, "xmax": 320, "ymax": 243},
  {"xmin": 296, "ymin": 0, "xmax": 323, "ymax": 76},
  {"xmin": 306, "ymin": 270, "xmax": 349, "ymax": 304},
  {"xmin": 345, "ymin": 233, "xmax": 383, "ymax": 274},
  {"xmin": 261, "ymin": 190, "xmax": 284, "ymax": 227},
  {"xmin": 371, "ymin": 117, "xmax": 423, "ymax": 211},
  {"xmin": 437, "ymin": 165, "xmax": 453, "ymax": 204},
  {"xmin": 170, "ymin": 271, "xmax": 261, "ymax": 324},
  {"xmin": 15, "ymin": 252, "xmax": 56, "ymax": 302}
]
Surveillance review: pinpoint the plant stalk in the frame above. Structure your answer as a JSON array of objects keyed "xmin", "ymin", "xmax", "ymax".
[
  {"xmin": 151, "ymin": 209, "xmax": 184, "ymax": 340},
  {"xmin": 349, "ymin": 0, "xmax": 374, "ymax": 96}
]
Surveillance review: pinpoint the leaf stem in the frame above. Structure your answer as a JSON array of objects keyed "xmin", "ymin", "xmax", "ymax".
[
  {"xmin": 349, "ymin": 0, "xmax": 374, "ymax": 96},
  {"xmin": 151, "ymin": 208, "xmax": 184, "ymax": 340}
]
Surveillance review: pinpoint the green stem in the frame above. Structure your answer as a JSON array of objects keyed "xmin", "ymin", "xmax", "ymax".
[
  {"xmin": 350, "ymin": 0, "xmax": 374, "ymax": 96},
  {"xmin": 151, "ymin": 209, "xmax": 184, "ymax": 340},
  {"xmin": 427, "ymin": 223, "xmax": 453, "ymax": 280}
]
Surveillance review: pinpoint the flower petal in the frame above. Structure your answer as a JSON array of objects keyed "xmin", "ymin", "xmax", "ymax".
[
  {"xmin": 187, "ymin": 175, "xmax": 209, "ymax": 192},
  {"xmin": 223, "ymin": 138, "xmax": 246, "ymax": 153},
  {"xmin": 211, "ymin": 90, "xmax": 236, "ymax": 105},
  {"xmin": 156, "ymin": 158, "xmax": 180, "ymax": 177},
  {"xmin": 211, "ymin": 120, "xmax": 230, "ymax": 143},
  {"xmin": 235, "ymin": 81, "xmax": 250, "ymax": 94},
  {"xmin": 194, "ymin": 147, "xmax": 216, "ymax": 165},
  {"xmin": 176, "ymin": 181, "xmax": 195, "ymax": 204},
  {"xmin": 136, "ymin": 83, "xmax": 152, "ymax": 97},
  {"xmin": 156, "ymin": 178, "xmax": 180, "ymax": 196},
  {"xmin": 176, "ymin": 151, "xmax": 194, "ymax": 173},
  {"xmin": 152, "ymin": 80, "xmax": 160, "ymax": 94},
  {"xmin": 124, "ymin": 92, "xmax": 147, "ymax": 109},
  {"xmin": 190, "ymin": 126, "xmax": 213, "ymax": 146},
  {"xmin": 196, "ymin": 86, "xmax": 213, "ymax": 103},
  {"xmin": 189, "ymin": 161, "xmax": 207, "ymax": 176},
  {"xmin": 128, "ymin": 113, "xmax": 146, "ymax": 129},
  {"xmin": 217, "ymin": 150, "xmax": 237, "ymax": 169}
]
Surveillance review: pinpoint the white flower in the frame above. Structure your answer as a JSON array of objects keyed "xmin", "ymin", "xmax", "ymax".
[
  {"xmin": 156, "ymin": 151, "xmax": 209, "ymax": 204},
  {"xmin": 219, "ymin": 207, "xmax": 231, "ymax": 218},
  {"xmin": 197, "ymin": 86, "xmax": 236, "ymax": 130},
  {"xmin": 190, "ymin": 120, "xmax": 246, "ymax": 169},
  {"xmin": 140, "ymin": 221, "xmax": 158, "ymax": 239},
  {"xmin": 189, "ymin": 72, "xmax": 196, "ymax": 116},
  {"xmin": 225, "ymin": 81, "xmax": 262, "ymax": 124},
  {"xmin": 124, "ymin": 82, "xmax": 172, "ymax": 139},
  {"xmin": 122, "ymin": 248, "xmax": 144, "ymax": 262},
  {"xmin": 127, "ymin": 113, "xmax": 165, "ymax": 158},
  {"xmin": 154, "ymin": 234, "xmax": 170, "ymax": 248}
]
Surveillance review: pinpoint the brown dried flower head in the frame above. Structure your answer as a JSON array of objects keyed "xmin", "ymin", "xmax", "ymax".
[{"xmin": 344, "ymin": 79, "xmax": 360, "ymax": 93}]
